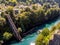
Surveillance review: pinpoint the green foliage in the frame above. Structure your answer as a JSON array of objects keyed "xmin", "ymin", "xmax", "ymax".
[
  {"xmin": 45, "ymin": 8, "xmax": 60, "ymax": 20},
  {"xmin": 18, "ymin": 28, "xmax": 22, "ymax": 33},
  {"xmin": 32, "ymin": 4, "xmax": 37, "ymax": 10},
  {"xmin": 43, "ymin": 35, "xmax": 51, "ymax": 45},
  {"xmin": 18, "ymin": 12, "xmax": 31, "ymax": 31},
  {"xmin": 43, "ymin": 3, "xmax": 51, "ymax": 11},
  {"xmin": 41, "ymin": 28, "xmax": 49, "ymax": 36},
  {"xmin": 3, "ymin": 32, "xmax": 12, "ymax": 40},
  {"xmin": 16, "ymin": 7, "xmax": 45, "ymax": 31},
  {"xmin": 36, "ymin": 34, "xmax": 44, "ymax": 45},
  {"xmin": 14, "ymin": 4, "xmax": 60, "ymax": 32},
  {"xmin": 35, "ymin": 22, "xmax": 60, "ymax": 45},
  {"xmin": 1, "ymin": 0, "xmax": 17, "ymax": 6},
  {"xmin": 0, "ymin": 17, "xmax": 6, "ymax": 26},
  {"xmin": 50, "ymin": 26, "xmax": 57, "ymax": 32},
  {"xmin": 6, "ymin": 6, "xmax": 13, "ymax": 15},
  {"xmin": 0, "ymin": 1, "xmax": 60, "ymax": 43},
  {"xmin": 25, "ymin": 7, "xmax": 31, "ymax": 12},
  {"xmin": 36, "ymin": 28, "xmax": 50, "ymax": 45}
]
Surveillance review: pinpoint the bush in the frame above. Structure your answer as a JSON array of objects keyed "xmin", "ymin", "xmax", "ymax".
[
  {"xmin": 36, "ymin": 34, "xmax": 44, "ymax": 45},
  {"xmin": 36, "ymin": 28, "xmax": 50, "ymax": 45},
  {"xmin": 18, "ymin": 28, "xmax": 22, "ymax": 33},
  {"xmin": 0, "ymin": 17, "xmax": 6, "ymax": 26},
  {"xmin": 3, "ymin": 32, "xmax": 12, "ymax": 40},
  {"xmin": 41, "ymin": 28, "xmax": 49, "ymax": 36}
]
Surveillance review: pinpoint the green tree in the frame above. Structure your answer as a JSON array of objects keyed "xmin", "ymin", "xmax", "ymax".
[
  {"xmin": 41, "ymin": 28, "xmax": 49, "ymax": 36},
  {"xmin": 18, "ymin": 12, "xmax": 31, "ymax": 32},
  {"xmin": 3, "ymin": 32, "xmax": 12, "ymax": 40},
  {"xmin": 45, "ymin": 8, "xmax": 60, "ymax": 20},
  {"xmin": 0, "ymin": 17, "xmax": 6, "ymax": 26},
  {"xmin": 18, "ymin": 28, "xmax": 22, "ymax": 33},
  {"xmin": 6, "ymin": 6, "xmax": 13, "ymax": 15},
  {"xmin": 36, "ymin": 34, "xmax": 44, "ymax": 45}
]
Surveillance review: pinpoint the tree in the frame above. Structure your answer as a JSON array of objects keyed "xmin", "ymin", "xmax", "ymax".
[
  {"xmin": 32, "ymin": 4, "xmax": 38, "ymax": 10},
  {"xmin": 0, "ymin": 17, "xmax": 6, "ymax": 26},
  {"xmin": 43, "ymin": 3, "xmax": 51, "ymax": 11},
  {"xmin": 34, "ymin": 8, "xmax": 45, "ymax": 23},
  {"xmin": 36, "ymin": 34, "xmax": 44, "ymax": 45},
  {"xmin": 18, "ymin": 12, "xmax": 31, "ymax": 32},
  {"xmin": 9, "ymin": 0, "xmax": 17, "ymax": 6},
  {"xmin": 6, "ymin": 6, "xmax": 13, "ymax": 15},
  {"xmin": 36, "ymin": 28, "xmax": 50, "ymax": 45},
  {"xmin": 45, "ymin": 8, "xmax": 60, "ymax": 20},
  {"xmin": 3, "ymin": 32, "xmax": 12, "ymax": 40},
  {"xmin": 18, "ymin": 28, "xmax": 22, "ymax": 33},
  {"xmin": 41, "ymin": 28, "xmax": 49, "ymax": 36},
  {"xmin": 25, "ymin": 7, "xmax": 31, "ymax": 12}
]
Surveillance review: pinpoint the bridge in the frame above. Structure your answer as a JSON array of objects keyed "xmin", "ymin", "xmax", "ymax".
[{"xmin": 5, "ymin": 14, "xmax": 22, "ymax": 41}]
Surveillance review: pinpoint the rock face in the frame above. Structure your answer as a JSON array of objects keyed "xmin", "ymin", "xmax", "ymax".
[
  {"xmin": 49, "ymin": 30, "xmax": 60, "ymax": 45},
  {"xmin": 49, "ymin": 34, "xmax": 60, "ymax": 45}
]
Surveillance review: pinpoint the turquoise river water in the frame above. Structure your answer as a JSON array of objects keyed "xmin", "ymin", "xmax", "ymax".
[{"xmin": 10, "ymin": 17, "xmax": 60, "ymax": 45}]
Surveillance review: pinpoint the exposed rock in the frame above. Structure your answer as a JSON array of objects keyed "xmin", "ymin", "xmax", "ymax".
[{"xmin": 49, "ymin": 30, "xmax": 60, "ymax": 45}]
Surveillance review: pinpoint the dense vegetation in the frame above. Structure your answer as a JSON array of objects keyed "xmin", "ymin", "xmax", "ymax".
[
  {"xmin": 0, "ymin": 0, "xmax": 60, "ymax": 45},
  {"xmin": 0, "ymin": 2, "xmax": 60, "ymax": 42},
  {"xmin": 35, "ymin": 22, "xmax": 60, "ymax": 45}
]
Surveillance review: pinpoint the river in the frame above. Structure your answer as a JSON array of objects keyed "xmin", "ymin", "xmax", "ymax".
[{"xmin": 10, "ymin": 17, "xmax": 60, "ymax": 45}]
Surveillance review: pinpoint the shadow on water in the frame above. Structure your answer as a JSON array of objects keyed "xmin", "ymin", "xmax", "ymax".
[{"xmin": 27, "ymin": 16, "xmax": 60, "ymax": 34}]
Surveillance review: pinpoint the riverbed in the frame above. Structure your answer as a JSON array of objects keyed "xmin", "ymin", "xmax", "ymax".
[{"xmin": 10, "ymin": 17, "xmax": 60, "ymax": 45}]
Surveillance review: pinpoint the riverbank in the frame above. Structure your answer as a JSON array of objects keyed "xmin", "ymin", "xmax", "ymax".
[{"xmin": 22, "ymin": 15, "xmax": 59, "ymax": 36}]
